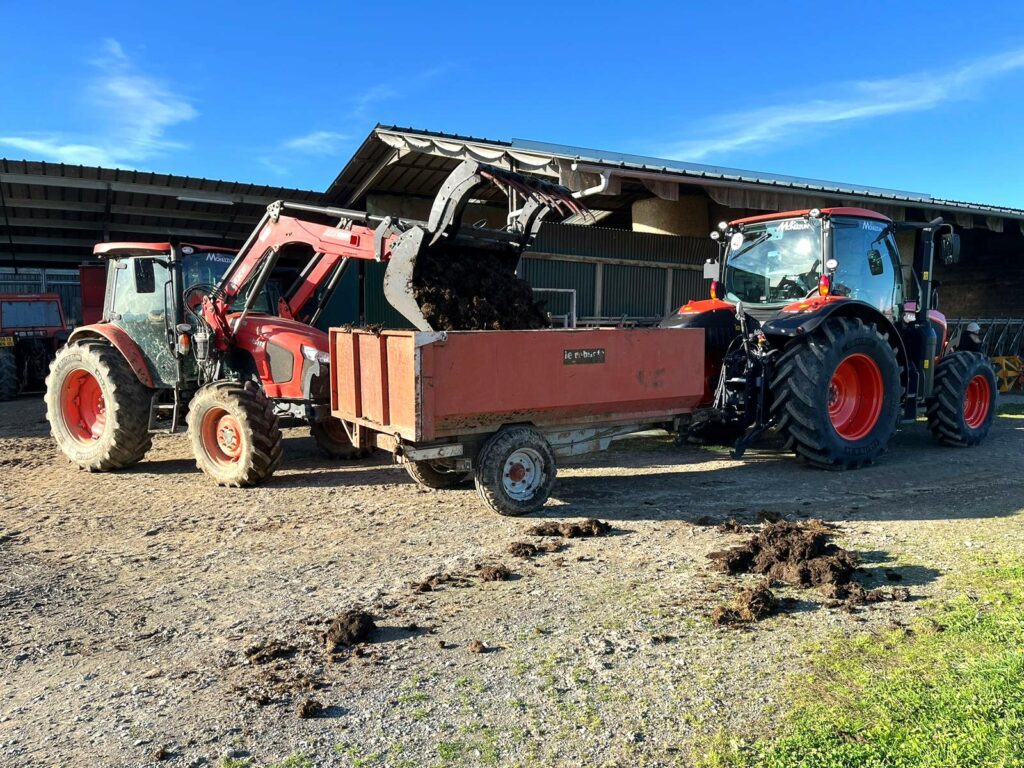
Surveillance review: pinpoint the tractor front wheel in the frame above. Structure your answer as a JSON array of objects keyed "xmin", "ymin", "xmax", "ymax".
[
  {"xmin": 474, "ymin": 427, "xmax": 557, "ymax": 516},
  {"xmin": 927, "ymin": 352, "xmax": 997, "ymax": 446},
  {"xmin": 45, "ymin": 340, "xmax": 152, "ymax": 470},
  {"xmin": 310, "ymin": 417, "xmax": 371, "ymax": 460},
  {"xmin": 771, "ymin": 317, "xmax": 900, "ymax": 469},
  {"xmin": 405, "ymin": 459, "xmax": 472, "ymax": 489},
  {"xmin": 187, "ymin": 381, "xmax": 282, "ymax": 487},
  {"xmin": 0, "ymin": 348, "xmax": 17, "ymax": 401}
]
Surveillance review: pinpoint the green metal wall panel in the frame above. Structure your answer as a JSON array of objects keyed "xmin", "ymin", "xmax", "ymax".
[
  {"xmin": 671, "ymin": 268, "xmax": 707, "ymax": 310},
  {"xmin": 519, "ymin": 257, "xmax": 595, "ymax": 317},
  {"xmin": 363, "ymin": 261, "xmax": 413, "ymax": 328},
  {"xmin": 532, "ymin": 223, "xmax": 715, "ymax": 266},
  {"xmin": 312, "ymin": 262, "xmax": 361, "ymax": 330},
  {"xmin": 602, "ymin": 264, "xmax": 666, "ymax": 318}
]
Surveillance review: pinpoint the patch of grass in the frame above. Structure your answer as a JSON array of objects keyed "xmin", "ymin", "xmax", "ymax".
[
  {"xmin": 397, "ymin": 691, "xmax": 430, "ymax": 704},
  {"xmin": 703, "ymin": 562, "xmax": 1024, "ymax": 767},
  {"xmin": 219, "ymin": 759, "xmax": 253, "ymax": 768},
  {"xmin": 267, "ymin": 753, "xmax": 313, "ymax": 768},
  {"xmin": 997, "ymin": 401, "xmax": 1024, "ymax": 417}
]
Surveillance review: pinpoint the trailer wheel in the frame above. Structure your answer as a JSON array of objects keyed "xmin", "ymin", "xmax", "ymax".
[
  {"xmin": 405, "ymin": 459, "xmax": 472, "ymax": 489},
  {"xmin": 474, "ymin": 427, "xmax": 557, "ymax": 516},
  {"xmin": 771, "ymin": 317, "xmax": 900, "ymax": 469},
  {"xmin": 927, "ymin": 351, "xmax": 997, "ymax": 447},
  {"xmin": 0, "ymin": 348, "xmax": 17, "ymax": 401},
  {"xmin": 187, "ymin": 381, "xmax": 282, "ymax": 487},
  {"xmin": 310, "ymin": 418, "xmax": 370, "ymax": 459},
  {"xmin": 45, "ymin": 340, "xmax": 152, "ymax": 470}
]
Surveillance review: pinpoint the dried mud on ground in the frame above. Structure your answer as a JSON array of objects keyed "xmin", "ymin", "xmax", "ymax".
[{"xmin": 2, "ymin": 398, "xmax": 1023, "ymax": 767}]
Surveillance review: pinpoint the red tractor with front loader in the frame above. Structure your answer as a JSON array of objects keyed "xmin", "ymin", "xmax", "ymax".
[
  {"xmin": 45, "ymin": 161, "xmax": 581, "ymax": 486},
  {"xmin": 662, "ymin": 207, "xmax": 997, "ymax": 467}
]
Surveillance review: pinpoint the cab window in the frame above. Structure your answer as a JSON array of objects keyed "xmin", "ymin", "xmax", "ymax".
[
  {"xmin": 830, "ymin": 218, "xmax": 900, "ymax": 317},
  {"xmin": 112, "ymin": 257, "xmax": 171, "ymax": 322}
]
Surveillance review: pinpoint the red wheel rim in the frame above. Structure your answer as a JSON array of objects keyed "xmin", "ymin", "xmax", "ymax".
[
  {"xmin": 963, "ymin": 373, "xmax": 991, "ymax": 429},
  {"xmin": 60, "ymin": 368, "xmax": 106, "ymax": 443},
  {"xmin": 200, "ymin": 407, "xmax": 244, "ymax": 465},
  {"xmin": 828, "ymin": 353, "xmax": 884, "ymax": 441}
]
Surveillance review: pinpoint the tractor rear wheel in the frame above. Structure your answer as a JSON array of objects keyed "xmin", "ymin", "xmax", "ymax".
[
  {"xmin": 187, "ymin": 381, "xmax": 282, "ymax": 487},
  {"xmin": 45, "ymin": 340, "xmax": 152, "ymax": 470},
  {"xmin": 0, "ymin": 348, "xmax": 17, "ymax": 401},
  {"xmin": 771, "ymin": 317, "xmax": 900, "ymax": 469},
  {"xmin": 927, "ymin": 351, "xmax": 997, "ymax": 446},
  {"xmin": 310, "ymin": 417, "xmax": 371, "ymax": 459},
  {"xmin": 405, "ymin": 459, "xmax": 472, "ymax": 489},
  {"xmin": 474, "ymin": 426, "xmax": 557, "ymax": 516}
]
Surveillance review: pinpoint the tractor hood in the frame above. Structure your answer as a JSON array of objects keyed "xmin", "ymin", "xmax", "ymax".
[{"xmin": 229, "ymin": 313, "xmax": 329, "ymax": 352}]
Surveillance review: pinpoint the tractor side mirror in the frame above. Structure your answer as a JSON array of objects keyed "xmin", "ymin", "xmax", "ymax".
[
  {"xmin": 133, "ymin": 259, "xmax": 156, "ymax": 294},
  {"xmin": 867, "ymin": 249, "xmax": 884, "ymax": 276},
  {"xmin": 940, "ymin": 233, "xmax": 961, "ymax": 265},
  {"xmin": 703, "ymin": 259, "xmax": 719, "ymax": 280}
]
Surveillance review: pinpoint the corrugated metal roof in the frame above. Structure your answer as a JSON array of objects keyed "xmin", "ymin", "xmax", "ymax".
[
  {"xmin": 325, "ymin": 125, "xmax": 1024, "ymax": 223},
  {"xmin": 0, "ymin": 158, "xmax": 324, "ymax": 266}
]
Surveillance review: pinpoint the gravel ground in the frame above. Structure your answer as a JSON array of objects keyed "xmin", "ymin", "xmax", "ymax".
[{"xmin": 1, "ymin": 396, "xmax": 1022, "ymax": 767}]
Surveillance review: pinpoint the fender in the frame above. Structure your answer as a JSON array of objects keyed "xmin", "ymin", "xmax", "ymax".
[
  {"xmin": 762, "ymin": 297, "xmax": 908, "ymax": 389},
  {"xmin": 68, "ymin": 323, "xmax": 156, "ymax": 388}
]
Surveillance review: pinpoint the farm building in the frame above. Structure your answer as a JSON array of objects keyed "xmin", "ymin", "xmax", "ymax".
[{"xmin": 3, "ymin": 125, "xmax": 1024, "ymax": 356}]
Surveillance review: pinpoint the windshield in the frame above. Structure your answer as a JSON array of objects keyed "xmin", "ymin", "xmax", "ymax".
[
  {"xmin": 723, "ymin": 218, "xmax": 823, "ymax": 305},
  {"xmin": 183, "ymin": 251, "xmax": 272, "ymax": 313},
  {"xmin": 1, "ymin": 299, "xmax": 62, "ymax": 328}
]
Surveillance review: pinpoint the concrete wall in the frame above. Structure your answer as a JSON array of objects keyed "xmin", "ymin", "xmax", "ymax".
[{"xmin": 632, "ymin": 196, "xmax": 709, "ymax": 237}]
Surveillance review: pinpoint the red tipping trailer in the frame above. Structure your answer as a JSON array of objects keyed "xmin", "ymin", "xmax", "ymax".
[{"xmin": 329, "ymin": 326, "xmax": 705, "ymax": 515}]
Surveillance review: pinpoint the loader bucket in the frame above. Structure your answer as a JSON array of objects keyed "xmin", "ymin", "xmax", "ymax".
[{"xmin": 383, "ymin": 160, "xmax": 585, "ymax": 332}]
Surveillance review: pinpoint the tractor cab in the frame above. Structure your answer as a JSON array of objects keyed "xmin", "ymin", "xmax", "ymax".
[
  {"xmin": 693, "ymin": 207, "xmax": 905, "ymax": 322},
  {"xmin": 92, "ymin": 242, "xmax": 249, "ymax": 389}
]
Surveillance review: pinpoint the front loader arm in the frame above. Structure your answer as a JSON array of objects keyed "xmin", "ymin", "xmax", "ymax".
[{"xmin": 200, "ymin": 209, "xmax": 400, "ymax": 345}]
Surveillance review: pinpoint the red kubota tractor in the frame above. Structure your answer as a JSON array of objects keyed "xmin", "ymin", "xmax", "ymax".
[
  {"xmin": 0, "ymin": 293, "xmax": 71, "ymax": 400},
  {"xmin": 45, "ymin": 161, "xmax": 579, "ymax": 485},
  {"xmin": 661, "ymin": 207, "xmax": 997, "ymax": 467}
]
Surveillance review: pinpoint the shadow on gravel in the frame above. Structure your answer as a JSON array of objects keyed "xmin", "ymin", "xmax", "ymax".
[
  {"xmin": 370, "ymin": 624, "xmax": 433, "ymax": 644},
  {"xmin": 540, "ymin": 417, "xmax": 1024, "ymax": 525}
]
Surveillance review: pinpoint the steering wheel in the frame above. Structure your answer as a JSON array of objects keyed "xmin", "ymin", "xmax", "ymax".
[{"xmin": 775, "ymin": 277, "xmax": 807, "ymax": 299}]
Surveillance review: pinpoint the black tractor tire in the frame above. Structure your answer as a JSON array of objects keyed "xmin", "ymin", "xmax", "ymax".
[
  {"xmin": 187, "ymin": 381, "xmax": 282, "ymax": 487},
  {"xmin": 770, "ymin": 317, "xmax": 901, "ymax": 469},
  {"xmin": 473, "ymin": 426, "xmax": 557, "ymax": 516},
  {"xmin": 310, "ymin": 418, "xmax": 371, "ymax": 460},
  {"xmin": 405, "ymin": 459, "xmax": 472, "ymax": 489},
  {"xmin": 0, "ymin": 348, "xmax": 17, "ymax": 401},
  {"xmin": 44, "ymin": 340, "xmax": 152, "ymax": 470},
  {"xmin": 927, "ymin": 351, "xmax": 997, "ymax": 447}
]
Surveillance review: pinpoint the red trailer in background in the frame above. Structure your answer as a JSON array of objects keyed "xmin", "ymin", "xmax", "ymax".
[
  {"xmin": 330, "ymin": 326, "xmax": 705, "ymax": 515},
  {"xmin": 78, "ymin": 264, "xmax": 106, "ymax": 325}
]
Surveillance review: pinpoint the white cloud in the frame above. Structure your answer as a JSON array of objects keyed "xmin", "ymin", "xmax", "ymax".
[
  {"xmin": 282, "ymin": 130, "xmax": 350, "ymax": 154},
  {"xmin": 663, "ymin": 48, "xmax": 1024, "ymax": 162},
  {"xmin": 0, "ymin": 38, "xmax": 196, "ymax": 168},
  {"xmin": 350, "ymin": 84, "xmax": 400, "ymax": 119}
]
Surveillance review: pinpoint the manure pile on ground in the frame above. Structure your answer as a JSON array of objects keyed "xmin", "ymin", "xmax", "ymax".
[
  {"xmin": 708, "ymin": 520, "xmax": 859, "ymax": 594},
  {"xmin": 708, "ymin": 520, "xmax": 909, "ymax": 625}
]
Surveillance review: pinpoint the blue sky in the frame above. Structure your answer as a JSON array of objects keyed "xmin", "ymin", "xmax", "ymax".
[{"xmin": 3, "ymin": 1, "xmax": 1024, "ymax": 207}]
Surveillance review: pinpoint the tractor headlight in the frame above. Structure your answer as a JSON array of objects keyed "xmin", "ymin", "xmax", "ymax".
[{"xmin": 301, "ymin": 345, "xmax": 330, "ymax": 365}]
